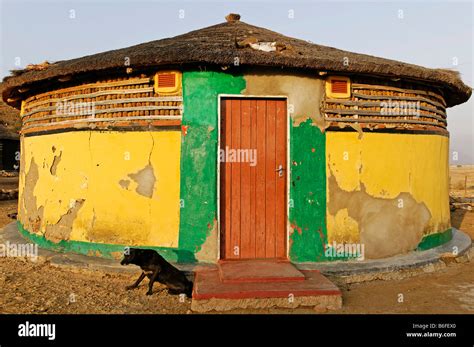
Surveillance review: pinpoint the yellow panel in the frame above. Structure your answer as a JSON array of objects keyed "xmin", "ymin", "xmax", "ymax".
[
  {"xmin": 327, "ymin": 131, "xmax": 450, "ymax": 239},
  {"xmin": 326, "ymin": 208, "xmax": 360, "ymax": 244},
  {"xmin": 19, "ymin": 130, "xmax": 181, "ymax": 247}
]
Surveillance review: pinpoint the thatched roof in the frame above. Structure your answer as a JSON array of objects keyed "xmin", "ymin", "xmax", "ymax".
[
  {"xmin": 0, "ymin": 100, "xmax": 20, "ymax": 140},
  {"xmin": 1, "ymin": 15, "xmax": 472, "ymax": 108}
]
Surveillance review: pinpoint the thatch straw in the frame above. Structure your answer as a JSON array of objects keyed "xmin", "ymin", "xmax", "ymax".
[
  {"xmin": 1, "ymin": 18, "xmax": 471, "ymax": 108},
  {"xmin": 0, "ymin": 100, "xmax": 20, "ymax": 139}
]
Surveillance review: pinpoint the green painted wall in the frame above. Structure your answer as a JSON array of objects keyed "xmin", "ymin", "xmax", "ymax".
[
  {"xmin": 178, "ymin": 71, "xmax": 246, "ymax": 261},
  {"xmin": 288, "ymin": 119, "xmax": 328, "ymax": 262}
]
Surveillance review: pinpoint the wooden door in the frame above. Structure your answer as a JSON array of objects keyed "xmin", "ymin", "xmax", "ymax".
[{"xmin": 220, "ymin": 98, "xmax": 287, "ymax": 260}]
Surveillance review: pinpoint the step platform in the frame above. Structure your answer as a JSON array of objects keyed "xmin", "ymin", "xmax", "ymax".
[
  {"xmin": 191, "ymin": 260, "xmax": 342, "ymax": 312},
  {"xmin": 218, "ymin": 259, "xmax": 305, "ymax": 283}
]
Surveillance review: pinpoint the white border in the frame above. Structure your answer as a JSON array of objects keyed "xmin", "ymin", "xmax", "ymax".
[{"xmin": 216, "ymin": 94, "xmax": 290, "ymax": 261}]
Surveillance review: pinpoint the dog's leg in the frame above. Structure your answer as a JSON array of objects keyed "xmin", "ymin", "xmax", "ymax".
[
  {"xmin": 146, "ymin": 270, "xmax": 160, "ymax": 296},
  {"xmin": 126, "ymin": 272, "xmax": 146, "ymax": 290}
]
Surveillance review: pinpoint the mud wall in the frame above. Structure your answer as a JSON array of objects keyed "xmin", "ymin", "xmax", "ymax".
[
  {"xmin": 326, "ymin": 131, "xmax": 451, "ymax": 259},
  {"xmin": 16, "ymin": 68, "xmax": 451, "ymax": 263}
]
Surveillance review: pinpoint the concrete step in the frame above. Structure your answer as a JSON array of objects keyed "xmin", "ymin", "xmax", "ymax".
[
  {"xmin": 192, "ymin": 265, "xmax": 342, "ymax": 312},
  {"xmin": 218, "ymin": 259, "xmax": 305, "ymax": 283}
]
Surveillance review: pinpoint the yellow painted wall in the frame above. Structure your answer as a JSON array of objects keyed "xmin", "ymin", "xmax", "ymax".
[
  {"xmin": 326, "ymin": 131, "xmax": 450, "ymax": 258},
  {"xmin": 18, "ymin": 130, "xmax": 181, "ymax": 248}
]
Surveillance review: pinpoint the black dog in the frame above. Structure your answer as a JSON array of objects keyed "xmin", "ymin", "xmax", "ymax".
[{"xmin": 121, "ymin": 248, "xmax": 193, "ymax": 297}]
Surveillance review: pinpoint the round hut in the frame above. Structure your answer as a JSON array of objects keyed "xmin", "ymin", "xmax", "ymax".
[{"xmin": 1, "ymin": 14, "xmax": 471, "ymax": 263}]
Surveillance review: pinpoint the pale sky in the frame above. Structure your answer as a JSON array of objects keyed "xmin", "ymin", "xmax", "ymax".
[{"xmin": 0, "ymin": 0, "xmax": 472, "ymax": 163}]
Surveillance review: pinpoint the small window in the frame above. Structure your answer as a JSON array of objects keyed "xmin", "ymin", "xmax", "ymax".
[
  {"xmin": 326, "ymin": 76, "xmax": 351, "ymax": 99},
  {"xmin": 154, "ymin": 71, "xmax": 182, "ymax": 94}
]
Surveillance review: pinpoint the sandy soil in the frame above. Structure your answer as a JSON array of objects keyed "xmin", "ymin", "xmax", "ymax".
[
  {"xmin": 0, "ymin": 200, "xmax": 18, "ymax": 226},
  {"xmin": 0, "ymin": 256, "xmax": 193, "ymax": 314},
  {"xmin": 450, "ymin": 165, "xmax": 473, "ymax": 240},
  {"xmin": 0, "ymin": 165, "xmax": 473, "ymax": 314}
]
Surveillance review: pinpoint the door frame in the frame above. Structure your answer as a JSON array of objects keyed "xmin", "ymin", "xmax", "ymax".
[{"xmin": 216, "ymin": 94, "xmax": 290, "ymax": 260}]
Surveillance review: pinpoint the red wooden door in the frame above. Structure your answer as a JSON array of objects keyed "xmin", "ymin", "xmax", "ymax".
[{"xmin": 220, "ymin": 98, "xmax": 287, "ymax": 260}]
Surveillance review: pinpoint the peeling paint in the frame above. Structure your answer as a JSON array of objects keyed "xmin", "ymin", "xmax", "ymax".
[
  {"xmin": 326, "ymin": 208, "xmax": 360, "ymax": 244},
  {"xmin": 19, "ymin": 130, "xmax": 181, "ymax": 249},
  {"xmin": 50, "ymin": 151, "xmax": 62, "ymax": 175},
  {"xmin": 326, "ymin": 131, "xmax": 450, "ymax": 258},
  {"xmin": 128, "ymin": 165, "xmax": 156, "ymax": 198},
  {"xmin": 181, "ymin": 125, "xmax": 189, "ymax": 136},
  {"xmin": 243, "ymin": 72, "xmax": 325, "ymax": 129},
  {"xmin": 80, "ymin": 175, "xmax": 88, "ymax": 190},
  {"xmin": 195, "ymin": 219, "xmax": 218, "ymax": 262},
  {"xmin": 326, "ymin": 131, "xmax": 451, "ymax": 235},
  {"xmin": 21, "ymin": 158, "xmax": 42, "ymax": 233},
  {"xmin": 119, "ymin": 179, "xmax": 131, "ymax": 190},
  {"xmin": 44, "ymin": 199, "xmax": 85, "ymax": 243},
  {"xmin": 328, "ymin": 174, "xmax": 431, "ymax": 258},
  {"xmin": 337, "ymin": 122, "xmax": 364, "ymax": 139}
]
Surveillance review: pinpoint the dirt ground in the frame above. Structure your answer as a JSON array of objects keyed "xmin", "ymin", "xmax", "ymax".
[
  {"xmin": 0, "ymin": 166, "xmax": 473, "ymax": 314},
  {"xmin": 450, "ymin": 165, "xmax": 474, "ymax": 198},
  {"xmin": 450, "ymin": 165, "xmax": 474, "ymax": 241}
]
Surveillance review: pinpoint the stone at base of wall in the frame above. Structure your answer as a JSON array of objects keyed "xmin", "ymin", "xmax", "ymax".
[
  {"xmin": 328, "ymin": 245, "xmax": 473, "ymax": 285},
  {"xmin": 191, "ymin": 294, "xmax": 342, "ymax": 313},
  {"xmin": 297, "ymin": 228, "xmax": 471, "ymax": 283}
]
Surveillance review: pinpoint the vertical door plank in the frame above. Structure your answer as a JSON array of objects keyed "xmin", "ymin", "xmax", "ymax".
[
  {"xmin": 275, "ymin": 100, "xmax": 287, "ymax": 258},
  {"xmin": 249, "ymin": 99, "xmax": 257, "ymax": 258},
  {"xmin": 240, "ymin": 99, "xmax": 251, "ymax": 258},
  {"xmin": 220, "ymin": 99, "xmax": 226, "ymax": 258},
  {"xmin": 265, "ymin": 100, "xmax": 277, "ymax": 258},
  {"xmin": 230, "ymin": 99, "xmax": 241, "ymax": 259},
  {"xmin": 255, "ymin": 99, "xmax": 267, "ymax": 258},
  {"xmin": 223, "ymin": 99, "xmax": 233, "ymax": 259}
]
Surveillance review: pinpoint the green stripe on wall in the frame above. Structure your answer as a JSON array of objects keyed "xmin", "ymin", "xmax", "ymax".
[
  {"xmin": 417, "ymin": 228, "xmax": 453, "ymax": 251},
  {"xmin": 18, "ymin": 221, "xmax": 454, "ymax": 263},
  {"xmin": 16, "ymin": 221, "xmax": 189, "ymax": 262}
]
